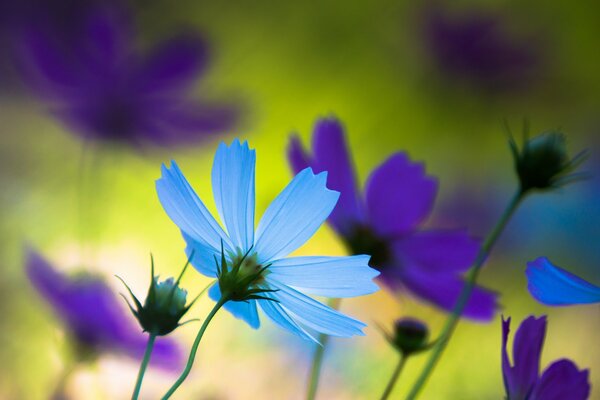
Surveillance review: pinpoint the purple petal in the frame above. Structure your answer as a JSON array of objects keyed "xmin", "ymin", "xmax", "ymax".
[
  {"xmin": 25, "ymin": 248, "xmax": 183, "ymax": 370},
  {"xmin": 509, "ymin": 316, "xmax": 547, "ymax": 398},
  {"xmin": 392, "ymin": 229, "xmax": 480, "ymax": 273},
  {"xmin": 526, "ymin": 257, "xmax": 600, "ymax": 306},
  {"xmin": 135, "ymin": 33, "xmax": 209, "ymax": 95},
  {"xmin": 287, "ymin": 118, "xmax": 364, "ymax": 235},
  {"xmin": 398, "ymin": 266, "xmax": 498, "ymax": 320},
  {"xmin": 365, "ymin": 152, "xmax": 438, "ymax": 236},
  {"xmin": 287, "ymin": 135, "xmax": 312, "ymax": 174},
  {"xmin": 502, "ymin": 317, "xmax": 514, "ymax": 397},
  {"xmin": 531, "ymin": 359, "xmax": 590, "ymax": 400}
]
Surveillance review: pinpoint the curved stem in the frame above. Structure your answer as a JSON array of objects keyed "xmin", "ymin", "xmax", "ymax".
[
  {"xmin": 406, "ymin": 189, "xmax": 525, "ymax": 399},
  {"xmin": 380, "ymin": 354, "xmax": 407, "ymax": 400},
  {"xmin": 161, "ymin": 297, "xmax": 228, "ymax": 399},
  {"xmin": 132, "ymin": 333, "xmax": 156, "ymax": 400},
  {"xmin": 306, "ymin": 297, "xmax": 340, "ymax": 400}
]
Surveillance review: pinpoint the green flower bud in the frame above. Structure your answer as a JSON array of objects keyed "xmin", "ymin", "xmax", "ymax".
[
  {"xmin": 118, "ymin": 256, "xmax": 199, "ymax": 336},
  {"xmin": 510, "ymin": 131, "xmax": 586, "ymax": 192}
]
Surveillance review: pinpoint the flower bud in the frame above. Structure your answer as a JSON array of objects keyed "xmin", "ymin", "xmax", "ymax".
[
  {"xmin": 118, "ymin": 256, "xmax": 197, "ymax": 336},
  {"xmin": 380, "ymin": 318, "xmax": 431, "ymax": 356},
  {"xmin": 510, "ymin": 131, "xmax": 586, "ymax": 192}
]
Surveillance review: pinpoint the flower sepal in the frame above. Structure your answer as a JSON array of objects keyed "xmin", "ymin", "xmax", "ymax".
[
  {"xmin": 215, "ymin": 244, "xmax": 279, "ymax": 303},
  {"xmin": 118, "ymin": 256, "xmax": 200, "ymax": 336}
]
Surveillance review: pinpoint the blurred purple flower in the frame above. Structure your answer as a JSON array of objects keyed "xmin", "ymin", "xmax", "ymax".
[
  {"xmin": 502, "ymin": 315, "xmax": 590, "ymax": 400},
  {"xmin": 288, "ymin": 117, "xmax": 498, "ymax": 321},
  {"xmin": 526, "ymin": 257, "xmax": 600, "ymax": 306},
  {"xmin": 25, "ymin": 248, "xmax": 183, "ymax": 369},
  {"xmin": 16, "ymin": 2, "xmax": 237, "ymax": 147},
  {"xmin": 420, "ymin": 4, "xmax": 541, "ymax": 93}
]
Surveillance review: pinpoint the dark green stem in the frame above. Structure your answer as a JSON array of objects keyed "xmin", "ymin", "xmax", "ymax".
[
  {"xmin": 306, "ymin": 297, "xmax": 340, "ymax": 400},
  {"xmin": 406, "ymin": 189, "xmax": 525, "ymax": 399},
  {"xmin": 161, "ymin": 297, "xmax": 228, "ymax": 399},
  {"xmin": 380, "ymin": 354, "xmax": 408, "ymax": 400},
  {"xmin": 132, "ymin": 333, "xmax": 156, "ymax": 400}
]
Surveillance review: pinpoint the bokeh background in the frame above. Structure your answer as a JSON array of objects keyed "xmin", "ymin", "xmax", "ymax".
[{"xmin": 1, "ymin": 0, "xmax": 599, "ymax": 398}]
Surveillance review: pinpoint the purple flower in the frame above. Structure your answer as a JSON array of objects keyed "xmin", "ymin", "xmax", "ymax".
[
  {"xmin": 288, "ymin": 117, "xmax": 498, "ymax": 320},
  {"xmin": 526, "ymin": 257, "xmax": 600, "ymax": 306},
  {"xmin": 17, "ymin": 2, "xmax": 237, "ymax": 147},
  {"xmin": 502, "ymin": 315, "xmax": 590, "ymax": 400},
  {"xmin": 25, "ymin": 248, "xmax": 182, "ymax": 369},
  {"xmin": 420, "ymin": 3, "xmax": 541, "ymax": 93}
]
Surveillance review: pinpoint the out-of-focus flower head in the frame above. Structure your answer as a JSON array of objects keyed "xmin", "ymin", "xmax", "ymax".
[
  {"xmin": 502, "ymin": 315, "xmax": 590, "ymax": 400},
  {"xmin": 156, "ymin": 139, "xmax": 380, "ymax": 343},
  {"xmin": 510, "ymin": 130, "xmax": 587, "ymax": 193},
  {"xmin": 288, "ymin": 116, "xmax": 498, "ymax": 321},
  {"xmin": 381, "ymin": 317, "xmax": 431, "ymax": 356},
  {"xmin": 25, "ymin": 248, "xmax": 183, "ymax": 368},
  {"xmin": 16, "ymin": 0, "xmax": 238, "ymax": 148},
  {"xmin": 419, "ymin": 2, "xmax": 542, "ymax": 94},
  {"xmin": 526, "ymin": 257, "xmax": 600, "ymax": 306}
]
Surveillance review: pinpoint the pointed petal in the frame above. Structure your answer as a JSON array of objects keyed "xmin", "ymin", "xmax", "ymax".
[
  {"xmin": 511, "ymin": 316, "xmax": 546, "ymax": 398},
  {"xmin": 212, "ymin": 140, "xmax": 255, "ymax": 251},
  {"xmin": 209, "ymin": 285, "xmax": 259, "ymax": 329},
  {"xmin": 267, "ymin": 281, "xmax": 365, "ymax": 337},
  {"xmin": 365, "ymin": 153, "xmax": 438, "ymax": 236},
  {"xmin": 287, "ymin": 118, "xmax": 364, "ymax": 234},
  {"xmin": 531, "ymin": 359, "xmax": 590, "ymax": 400},
  {"xmin": 156, "ymin": 161, "xmax": 234, "ymax": 251},
  {"xmin": 526, "ymin": 257, "xmax": 600, "ymax": 306},
  {"xmin": 400, "ymin": 267, "xmax": 498, "ymax": 321},
  {"xmin": 268, "ymin": 255, "xmax": 379, "ymax": 297},
  {"xmin": 502, "ymin": 317, "xmax": 515, "ymax": 397},
  {"xmin": 393, "ymin": 229, "xmax": 480, "ymax": 273},
  {"xmin": 254, "ymin": 168, "xmax": 339, "ymax": 262},
  {"xmin": 259, "ymin": 297, "xmax": 317, "ymax": 342}
]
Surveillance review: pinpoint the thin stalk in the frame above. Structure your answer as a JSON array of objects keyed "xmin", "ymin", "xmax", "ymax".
[
  {"xmin": 306, "ymin": 297, "xmax": 341, "ymax": 400},
  {"xmin": 132, "ymin": 333, "xmax": 156, "ymax": 400},
  {"xmin": 406, "ymin": 189, "xmax": 525, "ymax": 399},
  {"xmin": 161, "ymin": 297, "xmax": 228, "ymax": 399},
  {"xmin": 380, "ymin": 354, "xmax": 408, "ymax": 400}
]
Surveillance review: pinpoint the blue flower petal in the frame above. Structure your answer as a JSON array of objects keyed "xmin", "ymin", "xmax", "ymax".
[
  {"xmin": 254, "ymin": 168, "xmax": 339, "ymax": 263},
  {"xmin": 526, "ymin": 257, "xmax": 600, "ymax": 306},
  {"xmin": 267, "ymin": 281, "xmax": 366, "ymax": 337},
  {"xmin": 182, "ymin": 232, "xmax": 220, "ymax": 277},
  {"xmin": 212, "ymin": 140, "xmax": 256, "ymax": 252},
  {"xmin": 209, "ymin": 285, "xmax": 260, "ymax": 329},
  {"xmin": 156, "ymin": 161, "xmax": 234, "ymax": 251},
  {"xmin": 259, "ymin": 298, "xmax": 317, "ymax": 342},
  {"xmin": 268, "ymin": 255, "xmax": 379, "ymax": 297}
]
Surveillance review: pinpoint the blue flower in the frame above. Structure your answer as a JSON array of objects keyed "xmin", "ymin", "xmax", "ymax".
[
  {"xmin": 156, "ymin": 140, "xmax": 380, "ymax": 342},
  {"xmin": 526, "ymin": 257, "xmax": 600, "ymax": 306}
]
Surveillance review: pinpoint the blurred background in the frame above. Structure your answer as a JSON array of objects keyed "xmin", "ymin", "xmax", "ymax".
[{"xmin": 1, "ymin": 0, "xmax": 599, "ymax": 398}]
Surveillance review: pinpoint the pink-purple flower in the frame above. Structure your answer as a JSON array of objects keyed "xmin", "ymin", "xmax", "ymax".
[
  {"xmin": 17, "ymin": 2, "xmax": 238, "ymax": 148},
  {"xmin": 25, "ymin": 248, "xmax": 182, "ymax": 368},
  {"xmin": 502, "ymin": 315, "xmax": 590, "ymax": 400},
  {"xmin": 288, "ymin": 117, "xmax": 498, "ymax": 320}
]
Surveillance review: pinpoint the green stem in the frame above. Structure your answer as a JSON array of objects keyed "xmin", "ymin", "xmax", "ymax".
[
  {"xmin": 161, "ymin": 297, "xmax": 228, "ymax": 399},
  {"xmin": 306, "ymin": 297, "xmax": 341, "ymax": 400},
  {"xmin": 406, "ymin": 189, "xmax": 525, "ymax": 400},
  {"xmin": 380, "ymin": 354, "xmax": 408, "ymax": 400},
  {"xmin": 132, "ymin": 333, "xmax": 156, "ymax": 400}
]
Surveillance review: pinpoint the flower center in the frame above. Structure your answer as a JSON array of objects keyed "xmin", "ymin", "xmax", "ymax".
[{"xmin": 345, "ymin": 225, "xmax": 392, "ymax": 270}]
